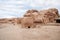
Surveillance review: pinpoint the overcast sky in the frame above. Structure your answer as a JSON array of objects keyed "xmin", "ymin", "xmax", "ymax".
[{"xmin": 0, "ymin": 0, "xmax": 60, "ymax": 18}]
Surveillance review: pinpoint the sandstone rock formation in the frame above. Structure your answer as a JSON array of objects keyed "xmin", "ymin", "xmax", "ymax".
[
  {"xmin": 24, "ymin": 9, "xmax": 39, "ymax": 17},
  {"xmin": 0, "ymin": 8, "xmax": 59, "ymax": 28},
  {"xmin": 24, "ymin": 8, "xmax": 59, "ymax": 24},
  {"xmin": 16, "ymin": 18, "xmax": 23, "ymax": 24},
  {"xmin": 24, "ymin": 9, "xmax": 41, "ymax": 23},
  {"xmin": 21, "ymin": 17, "xmax": 35, "ymax": 28},
  {"xmin": 0, "ymin": 18, "xmax": 8, "ymax": 23},
  {"xmin": 43, "ymin": 8, "xmax": 59, "ymax": 23}
]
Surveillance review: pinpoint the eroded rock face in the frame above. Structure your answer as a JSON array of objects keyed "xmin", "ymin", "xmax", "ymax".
[
  {"xmin": 24, "ymin": 8, "xmax": 59, "ymax": 24},
  {"xmin": 16, "ymin": 18, "xmax": 23, "ymax": 24},
  {"xmin": 24, "ymin": 9, "xmax": 39, "ymax": 17},
  {"xmin": 26, "ymin": 9, "xmax": 38, "ymax": 13},
  {"xmin": 0, "ymin": 18, "xmax": 8, "ymax": 23},
  {"xmin": 43, "ymin": 8, "xmax": 59, "ymax": 23},
  {"xmin": 0, "ymin": 18, "xmax": 16, "ymax": 24},
  {"xmin": 21, "ymin": 17, "xmax": 35, "ymax": 28},
  {"xmin": 24, "ymin": 9, "xmax": 41, "ymax": 23}
]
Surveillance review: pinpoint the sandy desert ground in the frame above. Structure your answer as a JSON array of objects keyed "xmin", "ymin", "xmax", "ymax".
[{"xmin": 0, "ymin": 23, "xmax": 60, "ymax": 40}]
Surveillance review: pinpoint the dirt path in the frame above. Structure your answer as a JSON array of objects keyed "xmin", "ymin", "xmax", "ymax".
[{"xmin": 0, "ymin": 23, "xmax": 60, "ymax": 40}]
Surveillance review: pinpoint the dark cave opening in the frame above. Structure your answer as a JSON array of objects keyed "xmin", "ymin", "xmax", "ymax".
[
  {"xmin": 28, "ymin": 26, "xmax": 30, "ymax": 28},
  {"xmin": 56, "ymin": 19, "xmax": 60, "ymax": 23}
]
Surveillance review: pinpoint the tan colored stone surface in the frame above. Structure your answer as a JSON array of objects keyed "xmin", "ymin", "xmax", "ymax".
[{"xmin": 21, "ymin": 17, "xmax": 35, "ymax": 28}]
